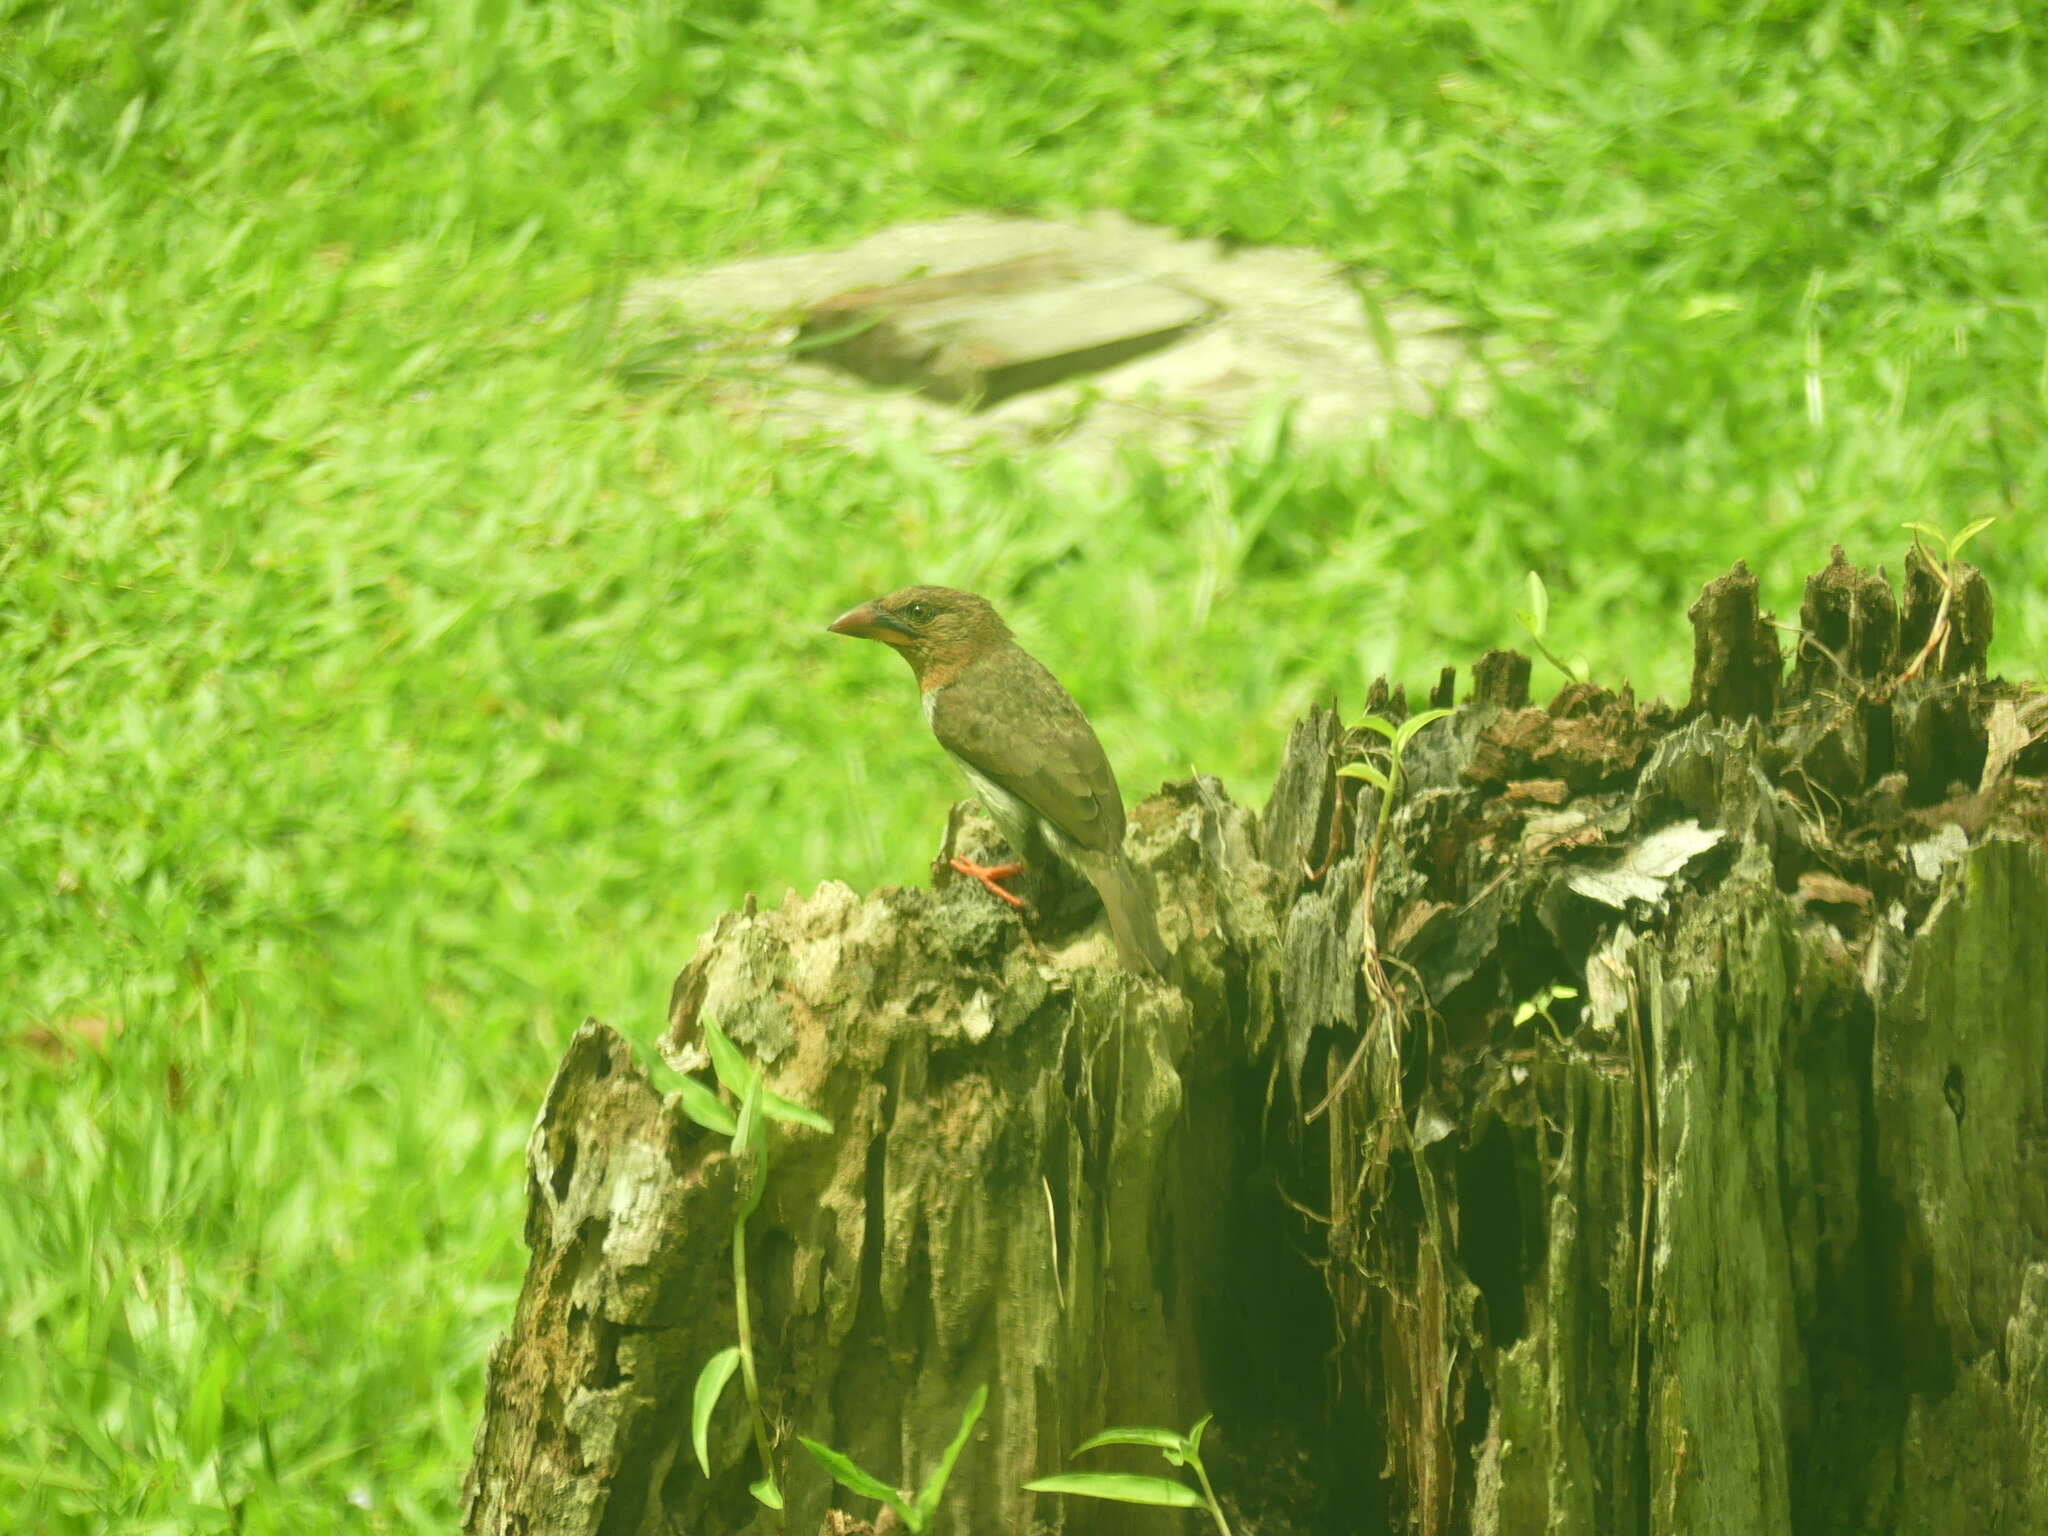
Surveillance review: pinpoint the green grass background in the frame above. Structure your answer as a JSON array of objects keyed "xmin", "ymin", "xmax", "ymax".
[{"xmin": 3, "ymin": 0, "xmax": 2043, "ymax": 1527}]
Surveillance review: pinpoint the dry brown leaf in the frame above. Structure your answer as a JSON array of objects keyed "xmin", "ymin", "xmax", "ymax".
[{"xmin": 1796, "ymin": 872, "xmax": 1874, "ymax": 910}]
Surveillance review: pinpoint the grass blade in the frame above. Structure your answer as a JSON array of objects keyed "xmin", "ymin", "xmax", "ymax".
[{"xmin": 913, "ymin": 1383, "xmax": 988, "ymax": 1525}]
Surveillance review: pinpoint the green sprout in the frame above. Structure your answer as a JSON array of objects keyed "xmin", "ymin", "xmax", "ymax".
[
  {"xmin": 683, "ymin": 1017, "xmax": 833, "ymax": 1511},
  {"xmin": 1307, "ymin": 704, "xmax": 1456, "ymax": 1122},
  {"xmin": 1516, "ymin": 570, "xmax": 1586, "ymax": 684},
  {"xmin": 1336, "ymin": 706, "xmax": 1455, "ymax": 847},
  {"xmin": 1513, "ymin": 983, "xmax": 1579, "ymax": 1048},
  {"xmin": 798, "ymin": 1384, "xmax": 988, "ymax": 1533},
  {"xmin": 1026, "ymin": 1414, "xmax": 1233, "ymax": 1536},
  {"xmin": 1902, "ymin": 515, "xmax": 1997, "ymax": 567},
  {"xmin": 1899, "ymin": 516, "xmax": 1998, "ymax": 685}
]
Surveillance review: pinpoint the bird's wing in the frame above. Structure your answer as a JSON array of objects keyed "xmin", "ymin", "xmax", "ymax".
[{"xmin": 929, "ymin": 645, "xmax": 1127, "ymax": 855}]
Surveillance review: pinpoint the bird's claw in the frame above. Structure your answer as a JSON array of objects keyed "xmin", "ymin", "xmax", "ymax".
[{"xmin": 948, "ymin": 857, "xmax": 1027, "ymax": 909}]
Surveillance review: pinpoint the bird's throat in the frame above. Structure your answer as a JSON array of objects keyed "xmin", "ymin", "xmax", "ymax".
[{"xmin": 914, "ymin": 654, "xmax": 967, "ymax": 693}]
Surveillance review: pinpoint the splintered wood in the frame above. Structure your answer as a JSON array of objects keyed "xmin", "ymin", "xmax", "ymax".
[{"xmin": 466, "ymin": 548, "xmax": 2048, "ymax": 1536}]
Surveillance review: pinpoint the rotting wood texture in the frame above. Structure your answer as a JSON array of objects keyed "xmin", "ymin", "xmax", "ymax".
[{"xmin": 465, "ymin": 545, "xmax": 2048, "ymax": 1536}]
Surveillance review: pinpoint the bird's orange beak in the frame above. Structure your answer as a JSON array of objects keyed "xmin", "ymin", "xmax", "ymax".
[{"xmin": 826, "ymin": 601, "xmax": 914, "ymax": 647}]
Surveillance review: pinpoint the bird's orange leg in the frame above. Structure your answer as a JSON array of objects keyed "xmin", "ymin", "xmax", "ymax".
[{"xmin": 949, "ymin": 857, "xmax": 1027, "ymax": 909}]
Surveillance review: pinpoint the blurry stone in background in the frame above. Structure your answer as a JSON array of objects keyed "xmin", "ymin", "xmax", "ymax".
[
  {"xmin": 796, "ymin": 252, "xmax": 1218, "ymax": 408},
  {"xmin": 622, "ymin": 212, "xmax": 1496, "ymax": 465}
]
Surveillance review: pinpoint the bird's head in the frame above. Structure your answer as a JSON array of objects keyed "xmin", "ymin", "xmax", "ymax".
[{"xmin": 827, "ymin": 585, "xmax": 1011, "ymax": 687}]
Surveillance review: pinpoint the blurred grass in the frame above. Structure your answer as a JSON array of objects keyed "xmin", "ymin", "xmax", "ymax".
[{"xmin": 3, "ymin": 0, "xmax": 2044, "ymax": 1527}]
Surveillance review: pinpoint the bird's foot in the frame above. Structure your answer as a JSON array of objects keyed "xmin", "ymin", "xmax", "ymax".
[{"xmin": 948, "ymin": 857, "xmax": 1027, "ymax": 909}]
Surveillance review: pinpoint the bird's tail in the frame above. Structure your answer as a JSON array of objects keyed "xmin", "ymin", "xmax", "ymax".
[{"xmin": 1091, "ymin": 852, "xmax": 1172, "ymax": 979}]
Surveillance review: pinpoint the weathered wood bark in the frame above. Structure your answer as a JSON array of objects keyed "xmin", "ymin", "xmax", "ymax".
[{"xmin": 465, "ymin": 547, "xmax": 2048, "ymax": 1536}]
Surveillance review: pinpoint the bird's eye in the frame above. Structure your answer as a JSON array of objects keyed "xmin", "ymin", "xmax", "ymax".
[{"xmin": 904, "ymin": 601, "xmax": 935, "ymax": 623}]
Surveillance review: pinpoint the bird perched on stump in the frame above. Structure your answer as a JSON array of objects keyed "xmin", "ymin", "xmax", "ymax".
[{"xmin": 828, "ymin": 585, "xmax": 1171, "ymax": 977}]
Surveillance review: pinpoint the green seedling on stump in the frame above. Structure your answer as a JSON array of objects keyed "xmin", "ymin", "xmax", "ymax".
[
  {"xmin": 1903, "ymin": 515, "xmax": 1997, "ymax": 568},
  {"xmin": 798, "ymin": 1384, "xmax": 988, "ymax": 1533},
  {"xmin": 1899, "ymin": 516, "xmax": 1998, "ymax": 685},
  {"xmin": 1517, "ymin": 570, "xmax": 1586, "ymax": 684},
  {"xmin": 1337, "ymin": 706, "xmax": 1454, "ymax": 849},
  {"xmin": 1514, "ymin": 982, "xmax": 1580, "ymax": 1048},
  {"xmin": 683, "ymin": 1017, "xmax": 832, "ymax": 1511},
  {"xmin": 1026, "ymin": 1414, "xmax": 1233, "ymax": 1536}
]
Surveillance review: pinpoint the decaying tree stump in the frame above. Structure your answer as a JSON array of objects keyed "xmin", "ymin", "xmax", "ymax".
[{"xmin": 464, "ymin": 547, "xmax": 2048, "ymax": 1536}]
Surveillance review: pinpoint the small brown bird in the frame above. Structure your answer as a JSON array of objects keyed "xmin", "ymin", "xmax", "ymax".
[{"xmin": 828, "ymin": 585, "xmax": 1171, "ymax": 977}]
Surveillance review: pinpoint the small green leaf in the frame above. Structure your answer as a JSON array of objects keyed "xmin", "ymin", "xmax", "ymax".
[
  {"xmin": 749, "ymin": 1475, "xmax": 783, "ymax": 1509},
  {"xmin": 703, "ymin": 1017, "xmax": 830, "ymax": 1133},
  {"xmin": 1336, "ymin": 763, "xmax": 1392, "ymax": 792},
  {"xmin": 733, "ymin": 1072, "xmax": 764, "ymax": 1156},
  {"xmin": 691, "ymin": 1348, "xmax": 742, "ymax": 1477},
  {"xmin": 1949, "ymin": 516, "xmax": 1997, "ymax": 559},
  {"xmin": 800, "ymin": 1436, "xmax": 905, "ymax": 1508},
  {"xmin": 1395, "ymin": 707, "xmax": 1454, "ymax": 749},
  {"xmin": 1025, "ymin": 1473, "xmax": 1207, "ymax": 1508},
  {"xmin": 1526, "ymin": 571, "xmax": 1550, "ymax": 636},
  {"xmin": 1355, "ymin": 716, "xmax": 1398, "ymax": 741},
  {"xmin": 701, "ymin": 1016, "xmax": 757, "ymax": 1098},
  {"xmin": 677, "ymin": 1075, "xmax": 738, "ymax": 1137},
  {"xmin": 760, "ymin": 1087, "xmax": 834, "ymax": 1135},
  {"xmin": 1072, "ymin": 1425, "xmax": 1186, "ymax": 1455},
  {"xmin": 913, "ymin": 1383, "xmax": 989, "ymax": 1525},
  {"xmin": 1184, "ymin": 1413, "xmax": 1212, "ymax": 1459},
  {"xmin": 1549, "ymin": 985, "xmax": 1579, "ymax": 1002}
]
